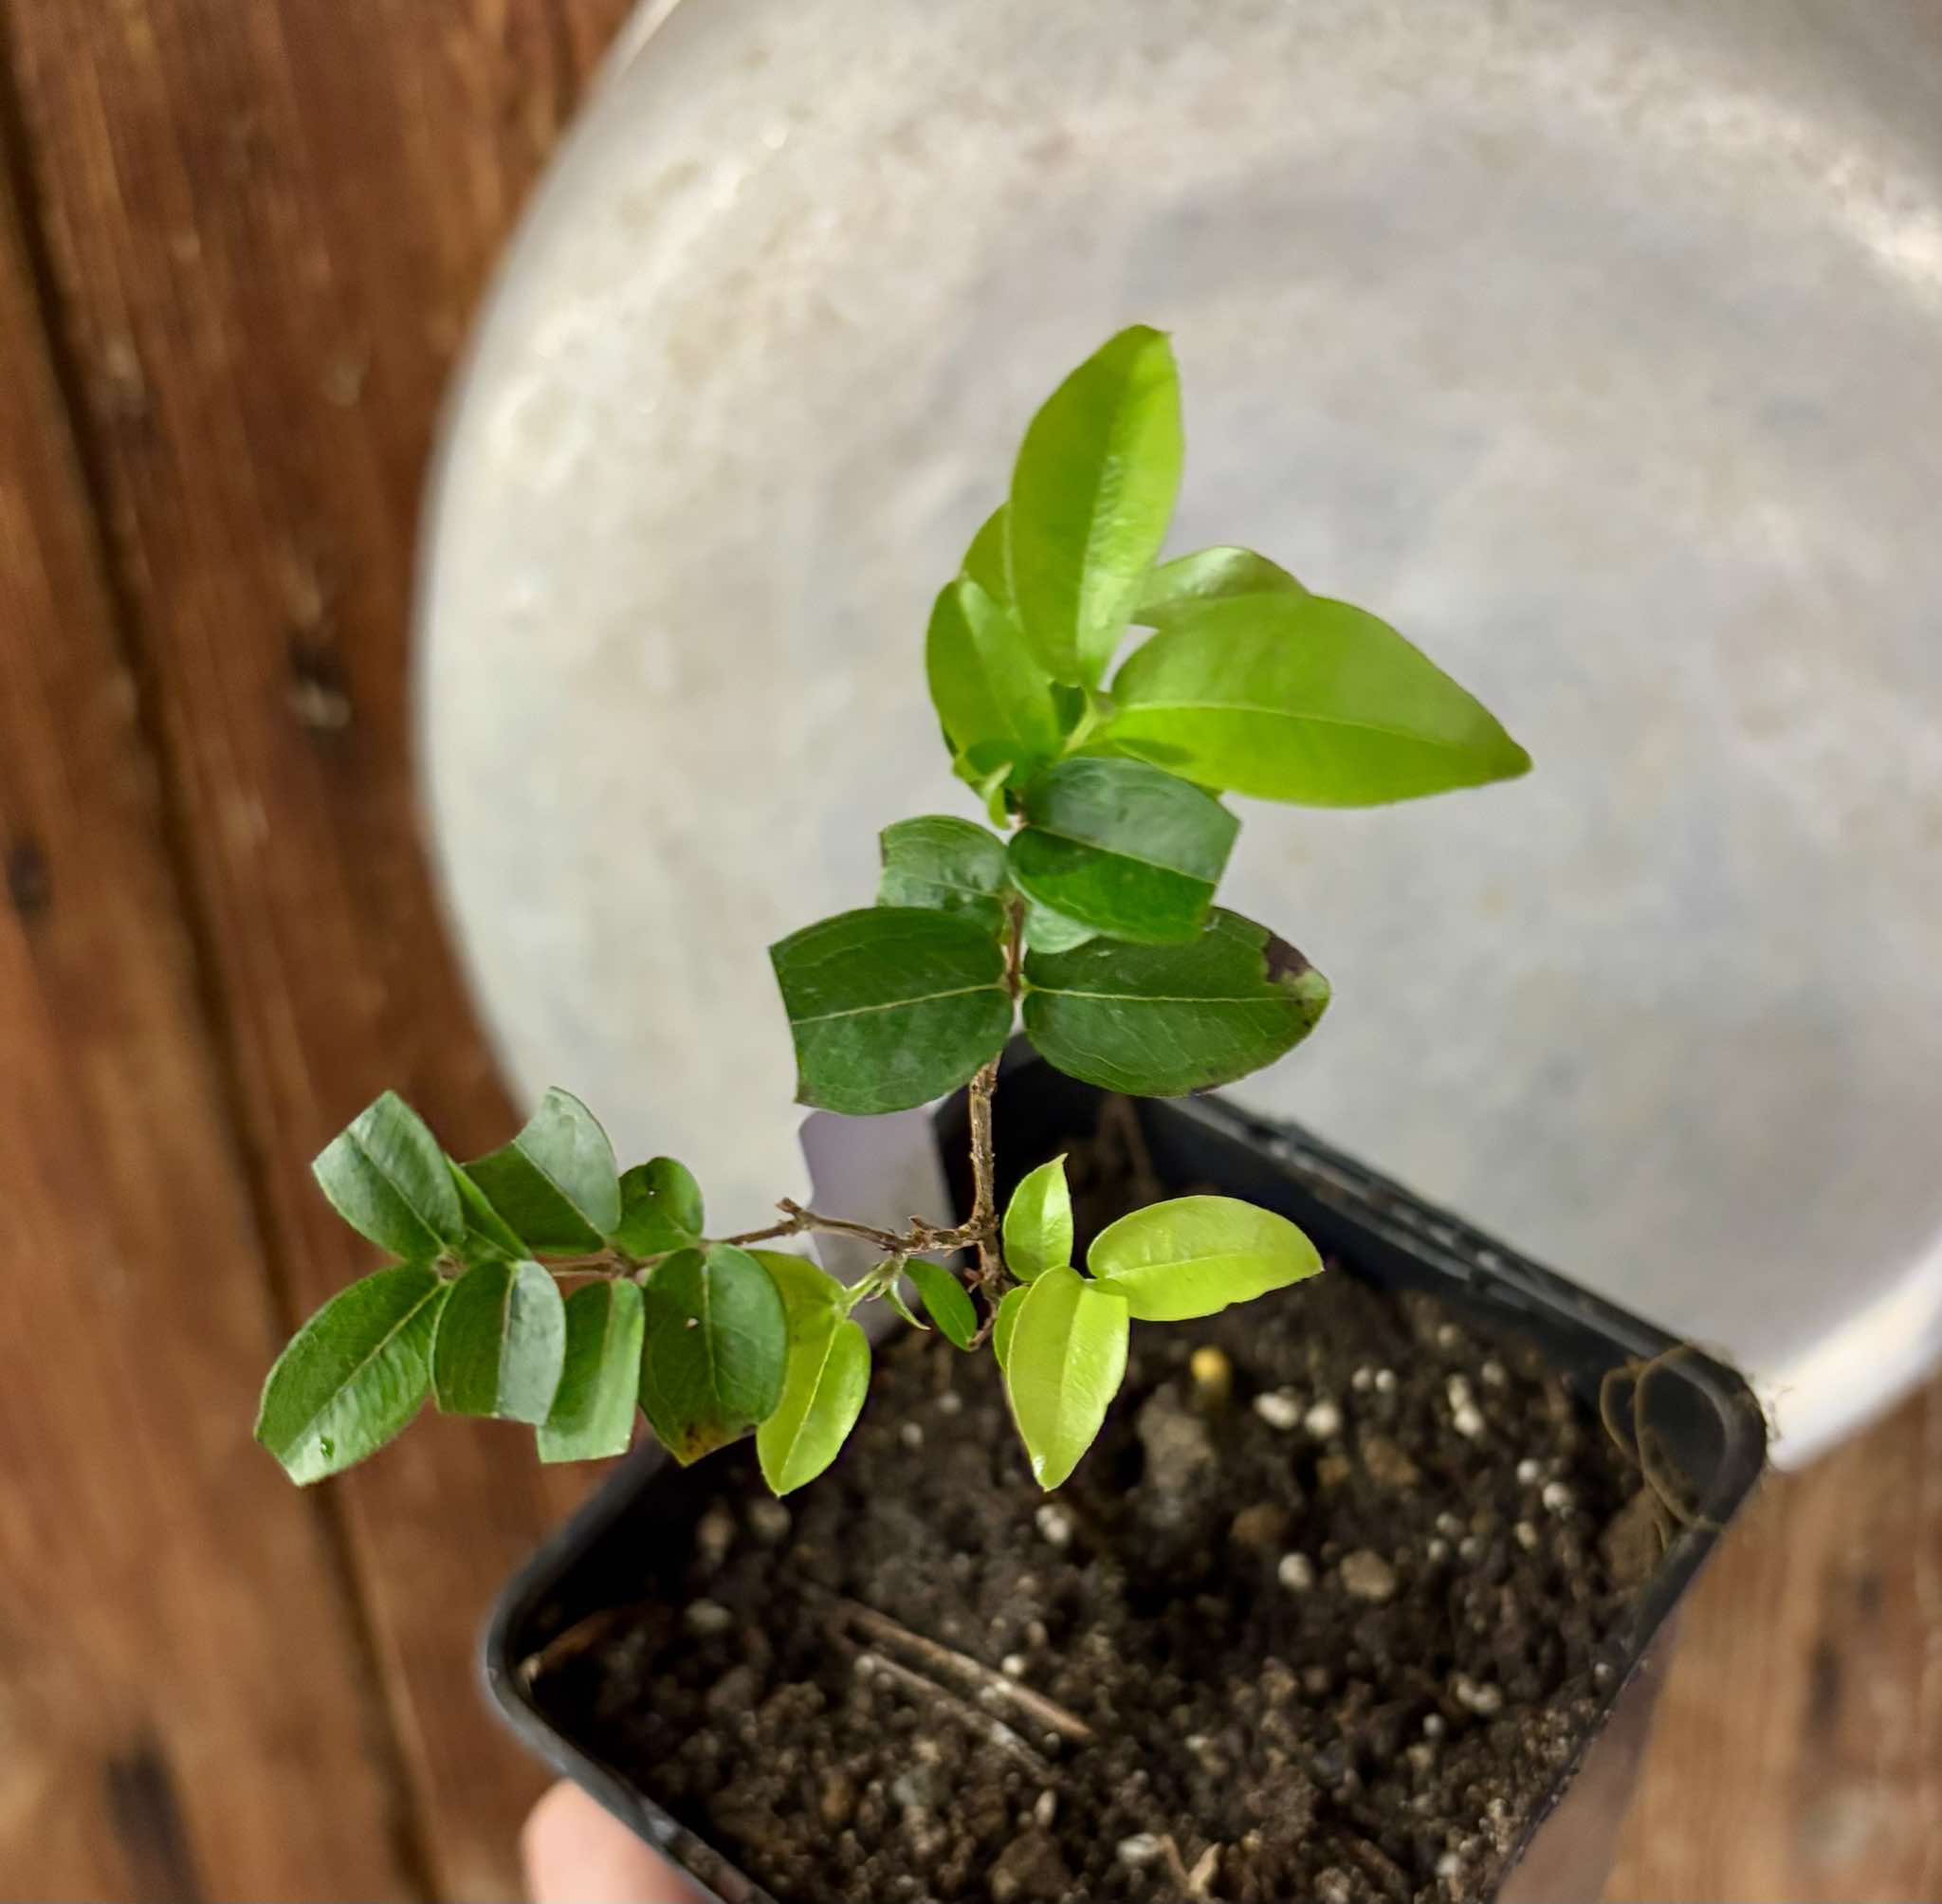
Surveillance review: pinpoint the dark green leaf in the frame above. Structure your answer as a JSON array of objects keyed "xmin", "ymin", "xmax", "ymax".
[
  {"xmin": 431, "ymin": 1258, "xmax": 567, "ymax": 1423},
  {"xmin": 1135, "ymin": 546, "xmax": 1306, "ymax": 624},
  {"xmin": 1022, "ymin": 908, "xmax": 1330, "ymax": 1095},
  {"xmin": 878, "ymin": 816, "xmax": 1010, "ymax": 934},
  {"xmin": 925, "ymin": 577, "xmax": 1062, "ymax": 775},
  {"xmin": 638, "ymin": 1245, "xmax": 788, "ymax": 1464},
  {"xmin": 1001, "ymin": 1267, "xmax": 1130, "ymax": 1490},
  {"xmin": 1108, "ymin": 594, "xmax": 1530, "ymax": 805},
  {"xmin": 1008, "ymin": 326, "xmax": 1182, "ymax": 687},
  {"xmin": 905, "ymin": 1258, "xmax": 978, "ymax": 1349},
  {"xmin": 463, "ymin": 1089, "xmax": 622, "ymax": 1253},
  {"xmin": 449, "ymin": 1163, "xmax": 525, "ymax": 1264},
  {"xmin": 538, "ymin": 1279, "xmax": 646, "ymax": 1461},
  {"xmin": 1020, "ymin": 895, "xmax": 1097, "ymax": 955},
  {"xmin": 962, "ymin": 504, "xmax": 1011, "ymax": 602},
  {"xmin": 1089, "ymin": 1195, "xmax": 1323, "ymax": 1321},
  {"xmin": 770, "ymin": 907, "xmax": 1013, "ymax": 1116},
  {"xmin": 1002, "ymin": 1155, "xmax": 1072, "ymax": 1282},
  {"xmin": 312, "ymin": 1091, "xmax": 463, "ymax": 1259},
  {"xmin": 758, "ymin": 1272, "xmax": 870, "ymax": 1497},
  {"xmin": 614, "ymin": 1158, "xmax": 704, "ymax": 1258},
  {"xmin": 1009, "ymin": 757, "xmax": 1237, "ymax": 943},
  {"xmin": 256, "ymin": 1264, "xmax": 448, "ymax": 1484},
  {"xmin": 991, "ymin": 1285, "xmax": 1028, "ymax": 1372}
]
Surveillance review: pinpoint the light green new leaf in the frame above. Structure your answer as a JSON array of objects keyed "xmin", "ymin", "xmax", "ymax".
[
  {"xmin": 256, "ymin": 1264, "xmax": 448, "ymax": 1484},
  {"xmin": 614, "ymin": 1158, "xmax": 704, "ymax": 1258},
  {"xmin": 1108, "ymin": 594, "xmax": 1530, "ymax": 806},
  {"xmin": 954, "ymin": 749, "xmax": 1016, "ymax": 829},
  {"xmin": 1008, "ymin": 326, "xmax": 1183, "ymax": 687},
  {"xmin": 638, "ymin": 1245, "xmax": 788, "ymax": 1465},
  {"xmin": 770, "ymin": 907, "xmax": 1013, "ymax": 1116},
  {"xmin": 1023, "ymin": 908, "xmax": 1330, "ymax": 1095},
  {"xmin": 757, "ymin": 1273, "xmax": 870, "ymax": 1496},
  {"xmin": 1002, "ymin": 1267, "xmax": 1130, "ymax": 1490},
  {"xmin": 1020, "ymin": 895, "xmax": 1097, "ymax": 955},
  {"xmin": 431, "ymin": 1258, "xmax": 568, "ymax": 1424},
  {"xmin": 1089, "ymin": 1195, "xmax": 1323, "ymax": 1321},
  {"xmin": 991, "ymin": 1285, "xmax": 1029, "ymax": 1372},
  {"xmin": 464, "ymin": 1089, "xmax": 623, "ymax": 1254},
  {"xmin": 1135, "ymin": 546, "xmax": 1307, "ymax": 625},
  {"xmin": 905, "ymin": 1258, "xmax": 978, "ymax": 1349},
  {"xmin": 313, "ymin": 1091, "xmax": 463, "ymax": 1259},
  {"xmin": 1002, "ymin": 1155, "xmax": 1072, "ymax": 1282},
  {"xmin": 878, "ymin": 816, "xmax": 1010, "ymax": 934},
  {"xmin": 883, "ymin": 1279, "xmax": 928, "ymax": 1332},
  {"xmin": 1009, "ymin": 757, "xmax": 1237, "ymax": 944},
  {"xmin": 538, "ymin": 1279, "xmax": 646, "ymax": 1461},
  {"xmin": 962, "ymin": 504, "xmax": 1011, "ymax": 603},
  {"xmin": 449, "ymin": 1162, "xmax": 526, "ymax": 1264},
  {"xmin": 925, "ymin": 576, "xmax": 1063, "ymax": 775}
]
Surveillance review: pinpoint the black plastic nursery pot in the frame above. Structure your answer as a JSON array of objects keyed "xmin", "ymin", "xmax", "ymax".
[{"xmin": 486, "ymin": 1059, "xmax": 1766, "ymax": 1903}]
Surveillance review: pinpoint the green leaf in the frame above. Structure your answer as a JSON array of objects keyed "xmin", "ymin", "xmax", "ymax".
[
  {"xmin": 1020, "ymin": 895, "xmax": 1097, "ymax": 955},
  {"xmin": 1135, "ymin": 546, "xmax": 1306, "ymax": 625},
  {"xmin": 770, "ymin": 907, "xmax": 1014, "ymax": 1116},
  {"xmin": 962, "ymin": 504, "xmax": 1011, "ymax": 602},
  {"xmin": 638, "ymin": 1245, "xmax": 788, "ymax": 1464},
  {"xmin": 954, "ymin": 749, "xmax": 1016, "ymax": 829},
  {"xmin": 614, "ymin": 1158, "xmax": 704, "ymax": 1258},
  {"xmin": 905, "ymin": 1258, "xmax": 978, "ymax": 1349},
  {"xmin": 750, "ymin": 1250, "xmax": 848, "ymax": 1314},
  {"xmin": 1007, "ymin": 326, "xmax": 1182, "ymax": 687},
  {"xmin": 1108, "ymin": 594, "xmax": 1531, "ymax": 806},
  {"xmin": 991, "ymin": 1285, "xmax": 1028, "ymax": 1372},
  {"xmin": 883, "ymin": 1279, "xmax": 928, "ymax": 1332},
  {"xmin": 538, "ymin": 1279, "xmax": 646, "ymax": 1461},
  {"xmin": 463, "ymin": 1089, "xmax": 622, "ymax": 1254},
  {"xmin": 256, "ymin": 1264, "xmax": 448, "ymax": 1484},
  {"xmin": 925, "ymin": 577, "xmax": 1063, "ymax": 775},
  {"xmin": 312, "ymin": 1091, "xmax": 464, "ymax": 1260},
  {"xmin": 878, "ymin": 816, "xmax": 1010, "ymax": 934},
  {"xmin": 1009, "ymin": 757, "xmax": 1237, "ymax": 944},
  {"xmin": 1088, "ymin": 1195, "xmax": 1324, "ymax": 1321},
  {"xmin": 1003, "ymin": 1155, "xmax": 1072, "ymax": 1282},
  {"xmin": 1022, "ymin": 907, "xmax": 1330, "ymax": 1095},
  {"xmin": 1001, "ymin": 1266, "xmax": 1130, "ymax": 1490},
  {"xmin": 431, "ymin": 1258, "xmax": 568, "ymax": 1423},
  {"xmin": 757, "ymin": 1273, "xmax": 870, "ymax": 1497},
  {"xmin": 449, "ymin": 1163, "xmax": 526, "ymax": 1264}
]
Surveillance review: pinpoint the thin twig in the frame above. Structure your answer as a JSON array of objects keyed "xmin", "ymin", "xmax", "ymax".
[
  {"xmin": 831, "ymin": 1596, "xmax": 1092, "ymax": 1744},
  {"xmin": 847, "ymin": 1647, "xmax": 1053, "ymax": 1775}
]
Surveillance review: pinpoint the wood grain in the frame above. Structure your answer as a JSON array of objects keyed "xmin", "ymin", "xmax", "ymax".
[
  {"xmin": 0, "ymin": 169, "xmax": 416, "ymax": 1903},
  {"xmin": 0, "ymin": 1, "xmax": 630, "ymax": 1895},
  {"xmin": 1607, "ymin": 1371, "xmax": 1942, "ymax": 1902}
]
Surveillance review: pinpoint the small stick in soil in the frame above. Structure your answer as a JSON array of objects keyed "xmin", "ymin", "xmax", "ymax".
[
  {"xmin": 848, "ymin": 1648, "xmax": 1053, "ymax": 1776},
  {"xmin": 831, "ymin": 1596, "xmax": 1094, "ymax": 1745}
]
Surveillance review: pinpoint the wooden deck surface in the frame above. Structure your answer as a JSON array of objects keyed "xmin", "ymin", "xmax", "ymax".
[{"xmin": 0, "ymin": 4, "xmax": 1934, "ymax": 1897}]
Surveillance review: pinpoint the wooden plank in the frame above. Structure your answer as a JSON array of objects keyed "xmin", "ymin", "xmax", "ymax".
[
  {"xmin": 1608, "ymin": 1371, "xmax": 1942, "ymax": 1902},
  {"xmin": 0, "ymin": 170, "xmax": 417, "ymax": 1902},
  {"xmin": 1, "ymin": 2, "xmax": 632, "ymax": 1895}
]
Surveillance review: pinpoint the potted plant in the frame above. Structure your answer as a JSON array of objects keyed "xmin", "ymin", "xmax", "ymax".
[{"xmin": 258, "ymin": 331, "xmax": 1765, "ymax": 1902}]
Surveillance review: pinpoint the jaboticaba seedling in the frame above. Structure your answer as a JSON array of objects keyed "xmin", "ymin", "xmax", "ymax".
[{"xmin": 257, "ymin": 328, "xmax": 1530, "ymax": 1495}]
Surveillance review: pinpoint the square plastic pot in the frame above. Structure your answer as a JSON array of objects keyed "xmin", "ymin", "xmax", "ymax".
[{"xmin": 485, "ymin": 1064, "xmax": 1767, "ymax": 1902}]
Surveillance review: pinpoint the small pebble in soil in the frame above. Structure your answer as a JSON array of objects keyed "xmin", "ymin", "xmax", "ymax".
[
  {"xmin": 1230, "ymin": 1502, "xmax": 1291, "ymax": 1551},
  {"xmin": 1437, "ymin": 1323, "xmax": 1460, "ymax": 1347},
  {"xmin": 1302, "ymin": 1664, "xmax": 1333, "ymax": 1696},
  {"xmin": 1339, "ymin": 1548, "xmax": 1398, "ymax": 1602},
  {"xmin": 684, "ymin": 1599, "xmax": 733, "ymax": 1637},
  {"xmin": 1422, "ymin": 1712, "xmax": 1447, "ymax": 1737},
  {"xmin": 899, "ymin": 1421, "xmax": 924, "ymax": 1449},
  {"xmin": 1453, "ymin": 1674, "xmax": 1505, "ymax": 1716},
  {"xmin": 1188, "ymin": 1345, "xmax": 1232, "ymax": 1408},
  {"xmin": 695, "ymin": 1506, "xmax": 735, "ymax": 1565},
  {"xmin": 1277, "ymin": 1551, "xmax": 1316, "ymax": 1591},
  {"xmin": 1361, "ymin": 1433, "xmax": 1422, "ymax": 1490},
  {"xmin": 745, "ymin": 1498, "xmax": 791, "ymax": 1544},
  {"xmin": 1427, "ymin": 1536, "xmax": 1450, "ymax": 1561},
  {"xmin": 1116, "ymin": 1834, "xmax": 1163, "ymax": 1869},
  {"xmin": 1253, "ymin": 1388, "xmax": 1301, "ymax": 1430},
  {"xmin": 1436, "ymin": 1510, "xmax": 1462, "ymax": 1536},
  {"xmin": 1304, "ymin": 1398, "xmax": 1344, "ymax": 1438},
  {"xmin": 1542, "ymin": 1479, "xmax": 1574, "ymax": 1514},
  {"xmin": 1034, "ymin": 1789, "xmax": 1056, "ymax": 1829},
  {"xmin": 1375, "ymin": 1366, "xmax": 1398, "ymax": 1392},
  {"xmin": 1515, "ymin": 1521, "xmax": 1540, "ymax": 1551},
  {"xmin": 937, "ymin": 1389, "xmax": 962, "ymax": 1415},
  {"xmin": 1317, "ymin": 1868, "xmax": 1354, "ymax": 1904},
  {"xmin": 1481, "ymin": 1360, "xmax": 1509, "ymax": 1387},
  {"xmin": 1516, "ymin": 1457, "xmax": 1543, "ymax": 1485},
  {"xmin": 1002, "ymin": 1655, "xmax": 1027, "ymax": 1678},
  {"xmin": 1438, "ymin": 1849, "xmax": 1464, "ymax": 1881},
  {"xmin": 1035, "ymin": 1504, "xmax": 1073, "ymax": 1548},
  {"xmin": 1351, "ymin": 1365, "xmax": 1371, "ymax": 1390},
  {"xmin": 1453, "ymin": 1401, "xmax": 1487, "ymax": 1438}
]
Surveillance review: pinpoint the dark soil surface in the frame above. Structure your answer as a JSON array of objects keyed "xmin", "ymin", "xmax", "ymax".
[{"xmin": 535, "ymin": 1124, "xmax": 1658, "ymax": 1904}]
